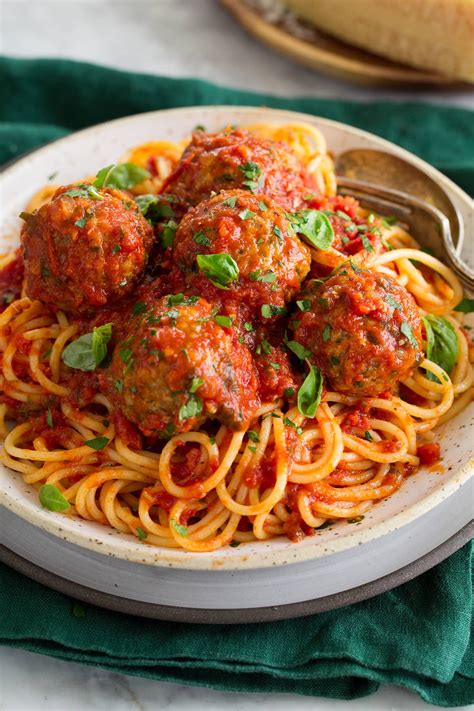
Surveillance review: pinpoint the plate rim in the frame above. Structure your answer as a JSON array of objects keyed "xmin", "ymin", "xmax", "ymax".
[
  {"xmin": 0, "ymin": 104, "xmax": 472, "ymax": 572},
  {"xmin": 1, "ymin": 521, "xmax": 472, "ymax": 623}
]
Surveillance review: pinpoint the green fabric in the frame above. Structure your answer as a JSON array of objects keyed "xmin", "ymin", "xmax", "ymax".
[
  {"xmin": 1, "ymin": 547, "xmax": 472, "ymax": 707},
  {"xmin": 0, "ymin": 57, "xmax": 473, "ymax": 195},
  {"xmin": 0, "ymin": 56, "xmax": 473, "ymax": 706}
]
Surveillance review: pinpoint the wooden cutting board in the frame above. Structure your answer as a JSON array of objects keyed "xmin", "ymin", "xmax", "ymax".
[{"xmin": 220, "ymin": 0, "xmax": 464, "ymax": 87}]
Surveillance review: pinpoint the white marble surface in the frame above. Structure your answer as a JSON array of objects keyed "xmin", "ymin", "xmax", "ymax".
[
  {"xmin": 1, "ymin": 1, "xmax": 473, "ymax": 709},
  {"xmin": 1, "ymin": 647, "xmax": 473, "ymax": 711}
]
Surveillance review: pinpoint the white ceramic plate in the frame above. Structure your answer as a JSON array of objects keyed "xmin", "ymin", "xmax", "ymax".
[{"xmin": 0, "ymin": 107, "xmax": 472, "ymax": 612}]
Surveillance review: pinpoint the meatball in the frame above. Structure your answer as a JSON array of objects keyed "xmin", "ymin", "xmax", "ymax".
[
  {"xmin": 20, "ymin": 184, "xmax": 154, "ymax": 314},
  {"xmin": 101, "ymin": 295, "xmax": 260, "ymax": 436},
  {"xmin": 161, "ymin": 128, "xmax": 315, "ymax": 211},
  {"xmin": 293, "ymin": 266, "xmax": 423, "ymax": 396},
  {"xmin": 171, "ymin": 190, "xmax": 311, "ymax": 321}
]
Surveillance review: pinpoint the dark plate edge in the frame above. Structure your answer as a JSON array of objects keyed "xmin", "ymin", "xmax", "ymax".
[{"xmin": 1, "ymin": 521, "xmax": 472, "ymax": 624}]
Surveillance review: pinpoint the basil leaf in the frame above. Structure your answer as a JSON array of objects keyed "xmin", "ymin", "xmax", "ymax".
[
  {"xmin": 39, "ymin": 484, "xmax": 70, "ymax": 512},
  {"xmin": 62, "ymin": 323, "xmax": 113, "ymax": 372},
  {"xmin": 84, "ymin": 436, "xmax": 110, "ymax": 450},
  {"xmin": 454, "ymin": 298, "xmax": 474, "ymax": 313},
  {"xmin": 423, "ymin": 314, "xmax": 458, "ymax": 382},
  {"xmin": 291, "ymin": 210, "xmax": 334, "ymax": 250},
  {"xmin": 286, "ymin": 340, "xmax": 311, "ymax": 360},
  {"xmin": 297, "ymin": 364, "xmax": 323, "ymax": 418},
  {"xmin": 196, "ymin": 253, "xmax": 239, "ymax": 289},
  {"xmin": 94, "ymin": 163, "xmax": 150, "ymax": 190}
]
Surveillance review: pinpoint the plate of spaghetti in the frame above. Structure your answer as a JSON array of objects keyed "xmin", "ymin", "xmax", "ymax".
[{"xmin": 0, "ymin": 107, "xmax": 472, "ymax": 617}]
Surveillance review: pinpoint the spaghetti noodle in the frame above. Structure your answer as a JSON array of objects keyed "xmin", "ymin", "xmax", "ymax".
[{"xmin": 0, "ymin": 122, "xmax": 472, "ymax": 552}]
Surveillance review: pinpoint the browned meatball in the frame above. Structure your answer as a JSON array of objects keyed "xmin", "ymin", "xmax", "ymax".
[
  {"xmin": 171, "ymin": 190, "xmax": 311, "ymax": 321},
  {"xmin": 293, "ymin": 267, "xmax": 423, "ymax": 396},
  {"xmin": 20, "ymin": 184, "xmax": 154, "ymax": 314},
  {"xmin": 161, "ymin": 128, "xmax": 316, "ymax": 211},
  {"xmin": 100, "ymin": 295, "xmax": 260, "ymax": 436}
]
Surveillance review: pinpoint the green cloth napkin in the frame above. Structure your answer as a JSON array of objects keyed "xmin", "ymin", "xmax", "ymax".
[
  {"xmin": 0, "ymin": 57, "xmax": 473, "ymax": 195},
  {"xmin": 0, "ymin": 57, "xmax": 473, "ymax": 706}
]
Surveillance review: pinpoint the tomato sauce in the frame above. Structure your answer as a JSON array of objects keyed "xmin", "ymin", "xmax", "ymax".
[
  {"xmin": 417, "ymin": 442, "xmax": 441, "ymax": 465},
  {"xmin": 0, "ymin": 250, "xmax": 24, "ymax": 312}
]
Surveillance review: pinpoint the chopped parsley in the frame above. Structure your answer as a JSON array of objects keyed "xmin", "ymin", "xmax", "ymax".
[
  {"xmin": 179, "ymin": 395, "xmax": 203, "ymax": 421},
  {"xmin": 384, "ymin": 294, "xmax": 402, "ymax": 310},
  {"xmin": 239, "ymin": 161, "xmax": 263, "ymax": 192},
  {"xmin": 84, "ymin": 436, "xmax": 109, "ymax": 451},
  {"xmin": 239, "ymin": 209, "xmax": 256, "ymax": 220},
  {"xmin": 360, "ymin": 235, "xmax": 375, "ymax": 253},
  {"xmin": 193, "ymin": 230, "xmax": 211, "ymax": 247},
  {"xmin": 261, "ymin": 304, "xmax": 287, "ymax": 319},
  {"xmin": 283, "ymin": 417, "xmax": 303, "ymax": 436},
  {"xmin": 214, "ymin": 314, "xmax": 233, "ymax": 328},
  {"xmin": 296, "ymin": 300, "xmax": 311, "ymax": 312},
  {"xmin": 132, "ymin": 302, "xmax": 147, "ymax": 316},
  {"xmin": 170, "ymin": 519, "xmax": 189, "ymax": 537}
]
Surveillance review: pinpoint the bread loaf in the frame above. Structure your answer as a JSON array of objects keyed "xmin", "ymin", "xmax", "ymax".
[{"xmin": 283, "ymin": 0, "xmax": 474, "ymax": 81}]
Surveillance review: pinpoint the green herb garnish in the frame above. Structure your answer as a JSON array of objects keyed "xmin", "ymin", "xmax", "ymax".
[
  {"xmin": 93, "ymin": 163, "xmax": 150, "ymax": 190},
  {"xmin": 62, "ymin": 323, "xmax": 112, "ymax": 372},
  {"xmin": 197, "ymin": 253, "xmax": 239, "ymax": 289},
  {"xmin": 39, "ymin": 484, "xmax": 70, "ymax": 512},
  {"xmin": 84, "ymin": 436, "xmax": 109, "ymax": 451},
  {"xmin": 297, "ymin": 365, "xmax": 323, "ymax": 418},
  {"xmin": 261, "ymin": 304, "xmax": 287, "ymax": 319},
  {"xmin": 291, "ymin": 210, "xmax": 334, "ymax": 250},
  {"xmin": 423, "ymin": 314, "xmax": 459, "ymax": 382}
]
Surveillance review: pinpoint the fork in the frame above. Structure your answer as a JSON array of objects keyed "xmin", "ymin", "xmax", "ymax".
[{"xmin": 336, "ymin": 177, "xmax": 474, "ymax": 293}]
